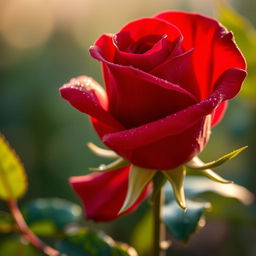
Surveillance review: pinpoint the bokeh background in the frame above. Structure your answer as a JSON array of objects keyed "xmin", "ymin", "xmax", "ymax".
[{"xmin": 0, "ymin": 0, "xmax": 255, "ymax": 255}]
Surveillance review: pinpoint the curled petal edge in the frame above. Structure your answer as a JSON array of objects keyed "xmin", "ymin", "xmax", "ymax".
[
  {"xmin": 59, "ymin": 76, "xmax": 123, "ymax": 130},
  {"xmin": 103, "ymin": 68, "xmax": 246, "ymax": 150},
  {"xmin": 90, "ymin": 37, "xmax": 197, "ymax": 102}
]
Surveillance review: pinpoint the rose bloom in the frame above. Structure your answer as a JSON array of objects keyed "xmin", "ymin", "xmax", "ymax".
[{"xmin": 60, "ymin": 11, "xmax": 246, "ymax": 221}]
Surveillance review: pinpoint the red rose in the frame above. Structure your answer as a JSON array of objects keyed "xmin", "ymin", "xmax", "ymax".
[{"xmin": 60, "ymin": 11, "xmax": 246, "ymax": 221}]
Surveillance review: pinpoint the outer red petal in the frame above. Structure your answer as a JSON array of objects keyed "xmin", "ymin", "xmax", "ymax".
[
  {"xmin": 59, "ymin": 76, "xmax": 123, "ymax": 131},
  {"xmin": 211, "ymin": 101, "xmax": 228, "ymax": 127},
  {"xmin": 69, "ymin": 166, "xmax": 150, "ymax": 221},
  {"xmin": 156, "ymin": 11, "xmax": 246, "ymax": 100},
  {"xmin": 90, "ymin": 36, "xmax": 197, "ymax": 128},
  {"xmin": 103, "ymin": 68, "xmax": 246, "ymax": 169},
  {"xmin": 150, "ymin": 48, "xmax": 200, "ymax": 98}
]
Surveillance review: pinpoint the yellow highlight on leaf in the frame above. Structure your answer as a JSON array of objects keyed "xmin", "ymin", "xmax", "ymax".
[{"xmin": 0, "ymin": 135, "xmax": 27, "ymax": 200}]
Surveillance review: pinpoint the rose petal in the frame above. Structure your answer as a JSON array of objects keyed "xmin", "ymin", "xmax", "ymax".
[
  {"xmin": 90, "ymin": 39, "xmax": 197, "ymax": 128},
  {"xmin": 112, "ymin": 17, "xmax": 183, "ymax": 71},
  {"xmin": 60, "ymin": 76, "xmax": 123, "ymax": 131},
  {"xmin": 103, "ymin": 68, "xmax": 246, "ymax": 150},
  {"xmin": 114, "ymin": 35, "xmax": 172, "ymax": 71},
  {"xmin": 115, "ymin": 17, "xmax": 181, "ymax": 51},
  {"xmin": 127, "ymin": 116, "xmax": 211, "ymax": 169},
  {"xmin": 211, "ymin": 101, "xmax": 228, "ymax": 127},
  {"xmin": 150, "ymin": 48, "xmax": 200, "ymax": 98},
  {"xmin": 156, "ymin": 11, "xmax": 246, "ymax": 99},
  {"xmin": 69, "ymin": 166, "xmax": 150, "ymax": 221}
]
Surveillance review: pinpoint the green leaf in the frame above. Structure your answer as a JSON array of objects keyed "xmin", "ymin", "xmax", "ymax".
[
  {"xmin": 162, "ymin": 166, "xmax": 187, "ymax": 210},
  {"xmin": 119, "ymin": 166, "xmax": 156, "ymax": 214},
  {"xmin": 0, "ymin": 135, "xmax": 27, "ymax": 200},
  {"xmin": 186, "ymin": 146, "xmax": 247, "ymax": 170},
  {"xmin": 56, "ymin": 228, "xmax": 137, "ymax": 256},
  {"xmin": 29, "ymin": 220, "xmax": 59, "ymax": 237},
  {"xmin": 165, "ymin": 177, "xmax": 253, "ymax": 205},
  {"xmin": 0, "ymin": 211, "xmax": 14, "ymax": 233},
  {"xmin": 183, "ymin": 177, "xmax": 254, "ymax": 205},
  {"xmin": 89, "ymin": 158, "xmax": 129, "ymax": 172},
  {"xmin": 87, "ymin": 142, "xmax": 118, "ymax": 159},
  {"xmin": 0, "ymin": 237, "xmax": 37, "ymax": 256},
  {"xmin": 131, "ymin": 210, "xmax": 153, "ymax": 256},
  {"xmin": 163, "ymin": 200, "xmax": 211, "ymax": 241},
  {"xmin": 23, "ymin": 198, "xmax": 82, "ymax": 231},
  {"xmin": 217, "ymin": 1, "xmax": 256, "ymax": 99},
  {"xmin": 163, "ymin": 176, "xmax": 253, "ymax": 241}
]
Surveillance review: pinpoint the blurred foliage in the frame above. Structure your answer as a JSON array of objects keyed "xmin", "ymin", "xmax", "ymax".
[
  {"xmin": 23, "ymin": 198, "xmax": 82, "ymax": 230},
  {"xmin": 217, "ymin": 0, "xmax": 256, "ymax": 100},
  {"xmin": 0, "ymin": 134, "xmax": 138, "ymax": 255},
  {"xmin": 0, "ymin": 135, "xmax": 27, "ymax": 200},
  {"xmin": 0, "ymin": 0, "xmax": 256, "ymax": 256},
  {"xmin": 56, "ymin": 228, "xmax": 137, "ymax": 256},
  {"xmin": 163, "ymin": 177, "xmax": 253, "ymax": 241},
  {"xmin": 0, "ymin": 238, "xmax": 37, "ymax": 256}
]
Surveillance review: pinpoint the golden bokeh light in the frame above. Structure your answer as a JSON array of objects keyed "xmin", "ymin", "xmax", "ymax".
[{"xmin": 0, "ymin": 0, "xmax": 55, "ymax": 49}]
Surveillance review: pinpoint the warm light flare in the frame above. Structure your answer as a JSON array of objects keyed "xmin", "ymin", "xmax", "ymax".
[{"xmin": 0, "ymin": 0, "xmax": 55, "ymax": 49}]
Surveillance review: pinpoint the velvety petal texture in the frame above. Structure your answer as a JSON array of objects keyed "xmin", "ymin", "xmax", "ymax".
[
  {"xmin": 60, "ymin": 11, "xmax": 246, "ymax": 221},
  {"xmin": 70, "ymin": 166, "xmax": 150, "ymax": 221}
]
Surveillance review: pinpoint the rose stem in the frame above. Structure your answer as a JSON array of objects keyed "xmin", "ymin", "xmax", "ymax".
[
  {"xmin": 8, "ymin": 200, "xmax": 61, "ymax": 256},
  {"xmin": 153, "ymin": 179, "xmax": 166, "ymax": 256}
]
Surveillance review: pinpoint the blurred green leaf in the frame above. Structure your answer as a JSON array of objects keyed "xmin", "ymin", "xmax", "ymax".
[
  {"xmin": 0, "ymin": 211, "xmax": 14, "ymax": 233},
  {"xmin": 0, "ymin": 135, "xmax": 27, "ymax": 200},
  {"xmin": 29, "ymin": 220, "xmax": 59, "ymax": 237},
  {"xmin": 217, "ymin": 0, "xmax": 256, "ymax": 99},
  {"xmin": 165, "ymin": 177, "xmax": 253, "ymax": 205},
  {"xmin": 131, "ymin": 210, "xmax": 152, "ymax": 256},
  {"xmin": 0, "ymin": 237, "xmax": 37, "ymax": 256},
  {"xmin": 164, "ymin": 177, "xmax": 253, "ymax": 240},
  {"xmin": 56, "ymin": 228, "xmax": 137, "ymax": 256},
  {"xmin": 163, "ymin": 200, "xmax": 211, "ymax": 241},
  {"xmin": 185, "ymin": 177, "xmax": 253, "ymax": 205},
  {"xmin": 23, "ymin": 198, "xmax": 82, "ymax": 231}
]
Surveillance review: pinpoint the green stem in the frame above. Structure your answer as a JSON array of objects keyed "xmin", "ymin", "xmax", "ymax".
[
  {"xmin": 8, "ymin": 200, "xmax": 61, "ymax": 256},
  {"xmin": 153, "ymin": 180, "xmax": 166, "ymax": 256}
]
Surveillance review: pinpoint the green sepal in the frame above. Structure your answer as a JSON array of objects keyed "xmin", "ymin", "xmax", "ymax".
[
  {"xmin": 89, "ymin": 158, "xmax": 129, "ymax": 172},
  {"xmin": 87, "ymin": 142, "xmax": 118, "ymax": 159},
  {"xmin": 199, "ymin": 169, "xmax": 232, "ymax": 184},
  {"xmin": 118, "ymin": 166, "xmax": 157, "ymax": 214},
  {"xmin": 186, "ymin": 146, "xmax": 247, "ymax": 171},
  {"xmin": 187, "ymin": 157, "xmax": 232, "ymax": 184},
  {"xmin": 162, "ymin": 166, "xmax": 187, "ymax": 210}
]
